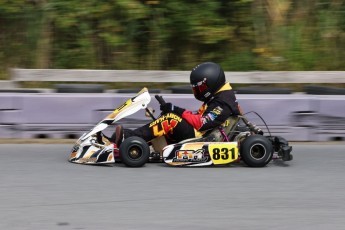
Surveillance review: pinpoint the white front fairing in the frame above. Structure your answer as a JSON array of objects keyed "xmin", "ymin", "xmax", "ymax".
[
  {"xmin": 111, "ymin": 90, "xmax": 151, "ymax": 123},
  {"xmin": 81, "ymin": 123, "xmax": 109, "ymax": 141},
  {"xmin": 81, "ymin": 89, "xmax": 151, "ymax": 141},
  {"xmin": 69, "ymin": 135, "xmax": 115, "ymax": 164},
  {"xmin": 69, "ymin": 88, "xmax": 151, "ymax": 165}
]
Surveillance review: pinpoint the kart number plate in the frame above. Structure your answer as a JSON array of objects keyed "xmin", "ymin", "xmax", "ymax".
[{"xmin": 208, "ymin": 143, "xmax": 238, "ymax": 165}]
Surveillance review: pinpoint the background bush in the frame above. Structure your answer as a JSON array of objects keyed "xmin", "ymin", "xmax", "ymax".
[{"xmin": 1, "ymin": 0, "xmax": 344, "ymax": 80}]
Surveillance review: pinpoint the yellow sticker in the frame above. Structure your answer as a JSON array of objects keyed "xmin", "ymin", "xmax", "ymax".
[
  {"xmin": 208, "ymin": 142, "xmax": 239, "ymax": 165},
  {"xmin": 106, "ymin": 99, "xmax": 133, "ymax": 120}
]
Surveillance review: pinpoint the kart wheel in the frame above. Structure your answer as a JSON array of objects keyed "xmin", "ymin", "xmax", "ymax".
[
  {"xmin": 119, "ymin": 136, "xmax": 150, "ymax": 167},
  {"xmin": 240, "ymin": 135, "xmax": 273, "ymax": 167}
]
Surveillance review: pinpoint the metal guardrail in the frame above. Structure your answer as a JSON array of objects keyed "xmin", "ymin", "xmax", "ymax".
[
  {"xmin": 10, "ymin": 68, "xmax": 345, "ymax": 84},
  {"xmin": 0, "ymin": 80, "xmax": 16, "ymax": 89}
]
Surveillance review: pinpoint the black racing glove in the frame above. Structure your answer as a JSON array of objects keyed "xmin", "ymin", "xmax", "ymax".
[{"xmin": 160, "ymin": 103, "xmax": 185, "ymax": 116}]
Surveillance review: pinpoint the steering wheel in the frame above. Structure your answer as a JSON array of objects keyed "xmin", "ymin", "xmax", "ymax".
[{"xmin": 154, "ymin": 95, "xmax": 166, "ymax": 106}]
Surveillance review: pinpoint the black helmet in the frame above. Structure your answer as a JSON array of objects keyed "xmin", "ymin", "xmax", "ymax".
[{"xmin": 190, "ymin": 62, "xmax": 226, "ymax": 102}]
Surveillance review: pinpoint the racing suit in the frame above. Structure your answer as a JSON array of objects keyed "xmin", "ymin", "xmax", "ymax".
[{"xmin": 122, "ymin": 83, "xmax": 241, "ymax": 144}]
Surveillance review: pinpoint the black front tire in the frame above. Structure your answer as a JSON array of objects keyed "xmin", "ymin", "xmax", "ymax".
[
  {"xmin": 119, "ymin": 136, "xmax": 150, "ymax": 167},
  {"xmin": 240, "ymin": 135, "xmax": 273, "ymax": 167}
]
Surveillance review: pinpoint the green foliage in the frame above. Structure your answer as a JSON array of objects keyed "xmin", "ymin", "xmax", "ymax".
[
  {"xmin": 0, "ymin": 0, "xmax": 344, "ymax": 80},
  {"xmin": 0, "ymin": 1, "xmax": 39, "ymax": 79}
]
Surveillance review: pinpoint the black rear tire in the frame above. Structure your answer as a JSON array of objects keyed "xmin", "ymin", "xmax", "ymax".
[
  {"xmin": 240, "ymin": 135, "xmax": 273, "ymax": 167},
  {"xmin": 119, "ymin": 136, "xmax": 150, "ymax": 167}
]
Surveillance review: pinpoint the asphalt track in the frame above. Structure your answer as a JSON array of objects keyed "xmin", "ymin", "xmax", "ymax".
[{"xmin": 1, "ymin": 143, "xmax": 345, "ymax": 230}]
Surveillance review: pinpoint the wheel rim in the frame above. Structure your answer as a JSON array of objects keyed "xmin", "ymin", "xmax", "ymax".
[
  {"xmin": 249, "ymin": 143, "xmax": 266, "ymax": 160},
  {"xmin": 128, "ymin": 145, "xmax": 143, "ymax": 160}
]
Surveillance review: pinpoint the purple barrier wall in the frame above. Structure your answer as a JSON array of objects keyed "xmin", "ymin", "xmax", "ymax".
[
  {"xmin": 0, "ymin": 93, "xmax": 344, "ymax": 141},
  {"xmin": 0, "ymin": 95, "xmax": 21, "ymax": 138},
  {"xmin": 314, "ymin": 96, "xmax": 345, "ymax": 141}
]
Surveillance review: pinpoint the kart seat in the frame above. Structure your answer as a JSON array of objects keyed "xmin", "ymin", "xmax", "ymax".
[{"xmin": 178, "ymin": 116, "xmax": 240, "ymax": 144}]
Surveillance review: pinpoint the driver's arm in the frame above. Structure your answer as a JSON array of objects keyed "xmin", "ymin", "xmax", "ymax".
[{"xmin": 181, "ymin": 101, "xmax": 233, "ymax": 132}]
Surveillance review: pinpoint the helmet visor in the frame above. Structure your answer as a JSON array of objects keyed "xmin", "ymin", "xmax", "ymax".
[{"xmin": 191, "ymin": 78, "xmax": 208, "ymax": 97}]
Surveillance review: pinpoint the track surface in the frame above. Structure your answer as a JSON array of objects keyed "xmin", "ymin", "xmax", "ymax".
[{"xmin": 1, "ymin": 143, "xmax": 345, "ymax": 230}]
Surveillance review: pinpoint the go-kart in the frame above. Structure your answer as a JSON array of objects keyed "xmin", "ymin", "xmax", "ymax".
[{"xmin": 68, "ymin": 88, "xmax": 293, "ymax": 167}]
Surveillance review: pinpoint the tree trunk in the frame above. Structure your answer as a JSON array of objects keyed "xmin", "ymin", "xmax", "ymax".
[{"xmin": 36, "ymin": 0, "xmax": 52, "ymax": 69}]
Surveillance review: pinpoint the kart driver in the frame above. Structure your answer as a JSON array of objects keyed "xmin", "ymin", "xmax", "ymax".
[{"xmin": 110, "ymin": 62, "xmax": 244, "ymax": 147}]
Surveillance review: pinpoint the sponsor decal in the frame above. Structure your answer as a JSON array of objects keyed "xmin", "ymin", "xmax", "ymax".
[
  {"xmin": 150, "ymin": 113, "xmax": 182, "ymax": 137},
  {"xmin": 116, "ymin": 102, "xmax": 129, "ymax": 112},
  {"xmin": 208, "ymin": 143, "xmax": 238, "ymax": 164},
  {"xmin": 149, "ymin": 113, "xmax": 182, "ymax": 127},
  {"xmin": 172, "ymin": 149, "xmax": 208, "ymax": 162},
  {"xmin": 212, "ymin": 106, "xmax": 223, "ymax": 115},
  {"xmin": 202, "ymin": 106, "xmax": 223, "ymax": 124},
  {"xmin": 204, "ymin": 92, "xmax": 211, "ymax": 98}
]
